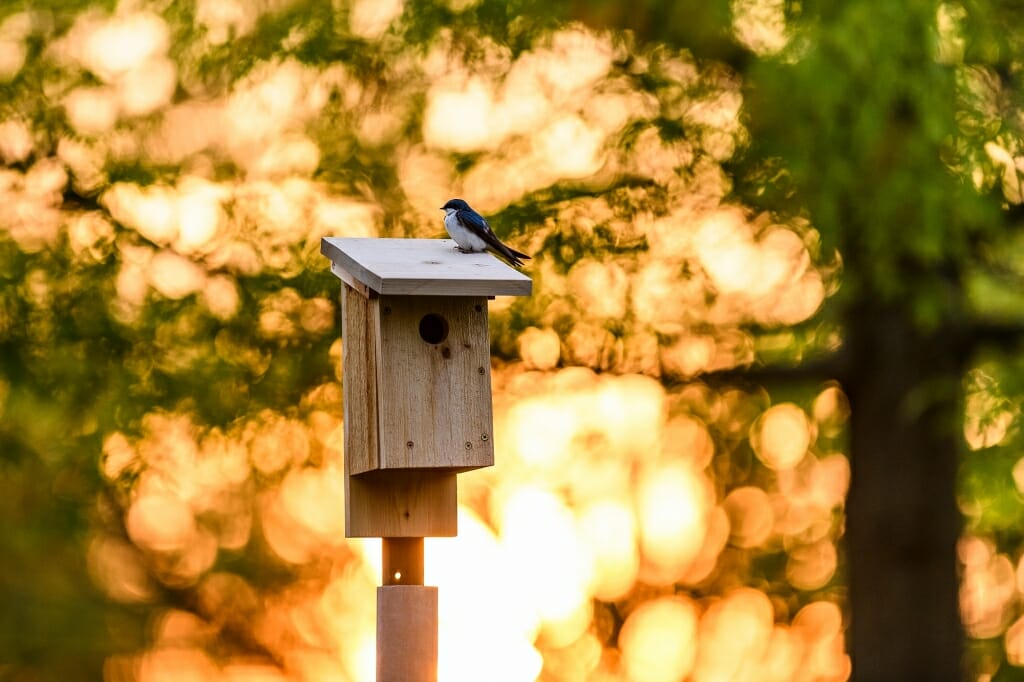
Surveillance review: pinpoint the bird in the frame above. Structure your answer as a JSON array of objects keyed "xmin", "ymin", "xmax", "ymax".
[{"xmin": 440, "ymin": 198, "xmax": 531, "ymax": 268}]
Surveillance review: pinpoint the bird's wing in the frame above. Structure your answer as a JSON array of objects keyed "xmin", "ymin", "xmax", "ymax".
[
  {"xmin": 457, "ymin": 208, "xmax": 530, "ymax": 267},
  {"xmin": 456, "ymin": 208, "xmax": 497, "ymax": 239}
]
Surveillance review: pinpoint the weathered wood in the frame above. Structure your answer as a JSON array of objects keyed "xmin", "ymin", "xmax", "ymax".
[
  {"xmin": 377, "ymin": 585, "xmax": 438, "ymax": 682},
  {"xmin": 382, "ymin": 537, "xmax": 424, "ymax": 585},
  {"xmin": 342, "ymin": 283, "xmax": 379, "ymax": 475},
  {"xmin": 321, "ymin": 237, "xmax": 532, "ymax": 297},
  {"xmin": 333, "ymin": 261, "xmax": 373, "ymax": 299},
  {"xmin": 376, "ymin": 295, "xmax": 494, "ymax": 470},
  {"xmin": 345, "ymin": 470, "xmax": 457, "ymax": 537}
]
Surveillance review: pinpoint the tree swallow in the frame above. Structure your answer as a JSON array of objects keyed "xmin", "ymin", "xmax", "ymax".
[{"xmin": 440, "ymin": 198, "xmax": 531, "ymax": 268}]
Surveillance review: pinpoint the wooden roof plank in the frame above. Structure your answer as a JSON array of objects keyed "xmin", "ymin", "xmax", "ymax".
[{"xmin": 321, "ymin": 237, "xmax": 532, "ymax": 297}]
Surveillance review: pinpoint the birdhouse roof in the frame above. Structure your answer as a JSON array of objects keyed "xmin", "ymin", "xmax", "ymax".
[{"xmin": 321, "ymin": 238, "xmax": 532, "ymax": 296}]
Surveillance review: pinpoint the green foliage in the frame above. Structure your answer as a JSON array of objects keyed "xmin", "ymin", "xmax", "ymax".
[{"xmin": 740, "ymin": 2, "xmax": 992, "ymax": 308}]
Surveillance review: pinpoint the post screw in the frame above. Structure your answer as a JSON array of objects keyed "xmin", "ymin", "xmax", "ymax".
[
  {"xmin": 480, "ymin": 433, "xmax": 489, "ymax": 442},
  {"xmin": 464, "ymin": 441, "xmax": 472, "ymax": 449}
]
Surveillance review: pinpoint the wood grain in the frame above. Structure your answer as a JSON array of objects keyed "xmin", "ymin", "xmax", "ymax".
[
  {"xmin": 322, "ymin": 237, "xmax": 532, "ymax": 297},
  {"xmin": 332, "ymin": 261, "xmax": 373, "ymax": 299},
  {"xmin": 382, "ymin": 537, "xmax": 424, "ymax": 585},
  {"xmin": 342, "ymin": 283, "xmax": 380, "ymax": 475},
  {"xmin": 376, "ymin": 295, "xmax": 494, "ymax": 470},
  {"xmin": 377, "ymin": 585, "xmax": 438, "ymax": 682},
  {"xmin": 345, "ymin": 469, "xmax": 457, "ymax": 537}
]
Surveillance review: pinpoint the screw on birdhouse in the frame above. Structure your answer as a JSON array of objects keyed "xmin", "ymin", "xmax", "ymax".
[
  {"xmin": 383, "ymin": 305, "xmax": 392, "ymax": 315},
  {"xmin": 406, "ymin": 441, "xmax": 414, "ymax": 448},
  {"xmin": 480, "ymin": 433, "xmax": 489, "ymax": 442},
  {"xmin": 474, "ymin": 304, "xmax": 483, "ymax": 312},
  {"xmin": 465, "ymin": 441, "xmax": 472, "ymax": 449},
  {"xmin": 477, "ymin": 366, "xmax": 485, "ymax": 375}
]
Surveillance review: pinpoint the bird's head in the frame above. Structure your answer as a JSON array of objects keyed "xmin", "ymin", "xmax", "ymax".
[{"xmin": 440, "ymin": 198, "xmax": 470, "ymax": 211}]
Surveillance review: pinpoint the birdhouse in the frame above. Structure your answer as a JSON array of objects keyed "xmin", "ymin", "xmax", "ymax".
[{"xmin": 321, "ymin": 237, "xmax": 531, "ymax": 538}]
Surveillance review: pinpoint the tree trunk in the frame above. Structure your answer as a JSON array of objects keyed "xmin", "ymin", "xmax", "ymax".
[{"xmin": 844, "ymin": 305, "xmax": 965, "ymax": 681}]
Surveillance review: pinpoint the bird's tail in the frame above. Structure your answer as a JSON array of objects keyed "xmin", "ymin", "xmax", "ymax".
[{"xmin": 498, "ymin": 244, "xmax": 531, "ymax": 268}]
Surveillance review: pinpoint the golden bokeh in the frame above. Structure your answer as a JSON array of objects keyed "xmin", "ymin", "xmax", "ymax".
[
  {"xmin": 619, "ymin": 596, "xmax": 699, "ymax": 682},
  {"xmin": 0, "ymin": 4, "xmax": 911, "ymax": 680},
  {"xmin": 752, "ymin": 403, "xmax": 813, "ymax": 471},
  {"xmin": 82, "ymin": 358, "xmax": 852, "ymax": 679}
]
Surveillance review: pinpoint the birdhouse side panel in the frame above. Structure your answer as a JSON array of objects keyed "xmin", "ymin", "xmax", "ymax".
[
  {"xmin": 342, "ymin": 283, "xmax": 381, "ymax": 475},
  {"xmin": 376, "ymin": 295, "xmax": 494, "ymax": 470}
]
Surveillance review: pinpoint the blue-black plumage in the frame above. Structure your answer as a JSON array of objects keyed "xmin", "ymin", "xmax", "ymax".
[{"xmin": 440, "ymin": 198, "xmax": 531, "ymax": 268}]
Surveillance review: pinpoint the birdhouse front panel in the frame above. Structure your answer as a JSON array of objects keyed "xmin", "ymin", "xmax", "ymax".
[{"xmin": 375, "ymin": 295, "xmax": 494, "ymax": 471}]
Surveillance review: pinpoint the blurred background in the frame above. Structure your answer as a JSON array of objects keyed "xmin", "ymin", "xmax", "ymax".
[{"xmin": 2, "ymin": 0, "xmax": 1024, "ymax": 680}]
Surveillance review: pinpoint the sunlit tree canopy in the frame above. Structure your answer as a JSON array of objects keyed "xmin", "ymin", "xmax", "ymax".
[{"xmin": 3, "ymin": 0, "xmax": 1024, "ymax": 680}]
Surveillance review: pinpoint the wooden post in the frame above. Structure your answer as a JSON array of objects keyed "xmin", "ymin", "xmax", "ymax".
[
  {"xmin": 382, "ymin": 537, "xmax": 424, "ymax": 585},
  {"xmin": 378, "ymin": 538, "xmax": 435, "ymax": 681},
  {"xmin": 377, "ymin": 584, "xmax": 438, "ymax": 682}
]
